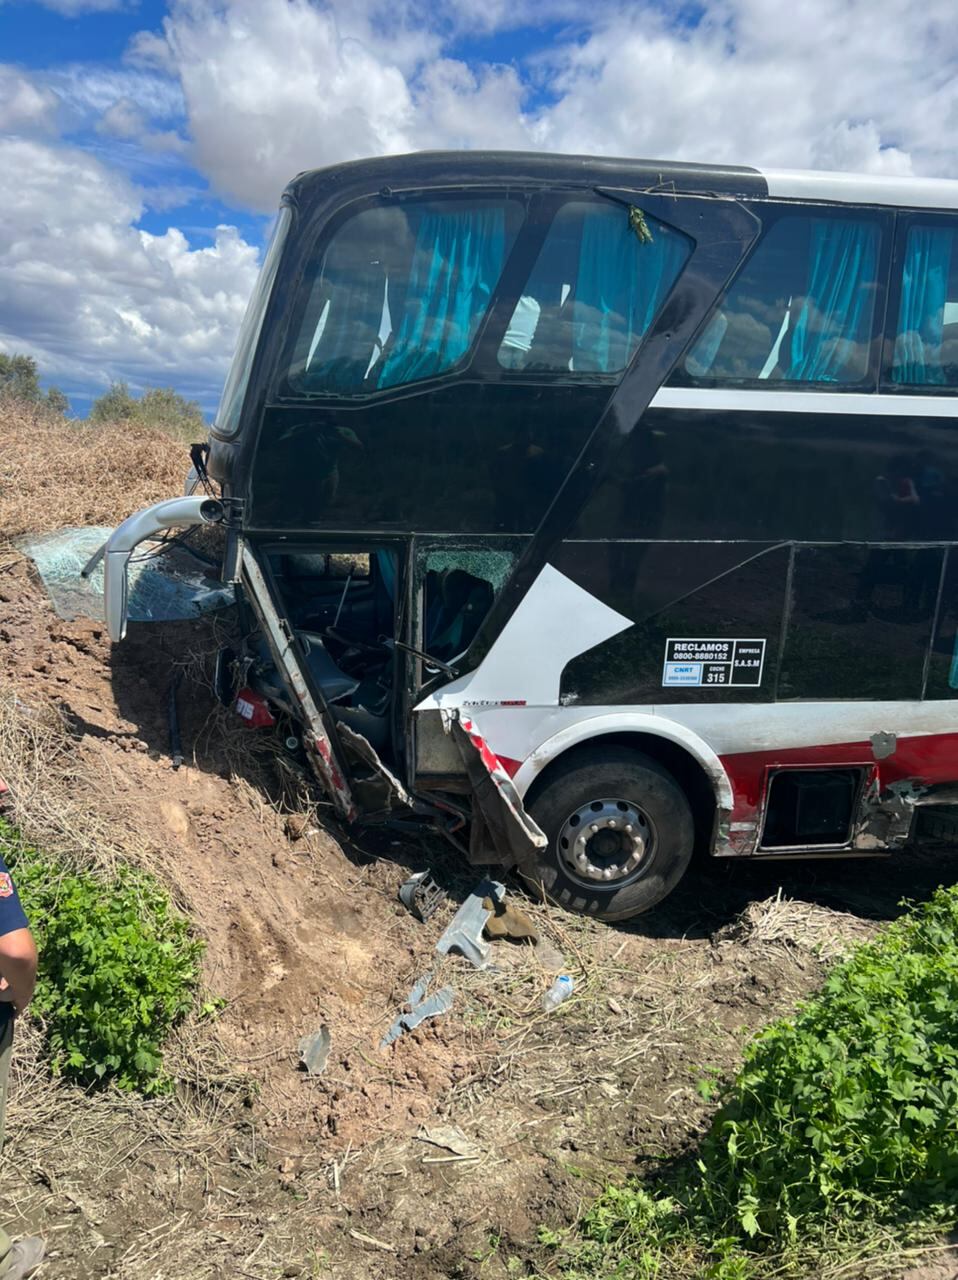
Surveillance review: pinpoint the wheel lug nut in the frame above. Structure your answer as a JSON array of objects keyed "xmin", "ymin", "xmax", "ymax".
[{"xmin": 590, "ymin": 823, "xmax": 598, "ymax": 833}]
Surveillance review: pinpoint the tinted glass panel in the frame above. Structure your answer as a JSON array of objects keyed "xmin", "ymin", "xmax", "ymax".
[
  {"xmin": 891, "ymin": 222, "xmax": 958, "ymax": 388},
  {"xmin": 557, "ymin": 543, "xmax": 788, "ymax": 705},
  {"xmin": 778, "ymin": 544, "xmax": 940, "ymax": 700},
  {"xmin": 497, "ymin": 202, "xmax": 692, "ymax": 374},
  {"xmin": 287, "ymin": 198, "xmax": 521, "ymax": 396},
  {"xmin": 571, "ymin": 405, "xmax": 958, "ymax": 544},
  {"xmin": 924, "ymin": 547, "xmax": 958, "ymax": 699},
  {"xmin": 679, "ymin": 214, "xmax": 881, "ymax": 385}
]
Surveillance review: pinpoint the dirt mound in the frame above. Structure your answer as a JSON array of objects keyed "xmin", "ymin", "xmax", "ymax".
[{"xmin": 0, "ymin": 550, "xmax": 474, "ymax": 1153}]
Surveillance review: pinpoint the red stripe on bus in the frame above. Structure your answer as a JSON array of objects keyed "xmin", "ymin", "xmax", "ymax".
[{"xmin": 720, "ymin": 731, "xmax": 958, "ymax": 816}]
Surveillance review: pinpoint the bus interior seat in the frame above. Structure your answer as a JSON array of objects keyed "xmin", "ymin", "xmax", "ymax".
[
  {"xmin": 425, "ymin": 568, "xmax": 495, "ymax": 661},
  {"xmin": 523, "ymin": 301, "xmax": 573, "ymax": 371},
  {"xmin": 298, "ymin": 632, "xmax": 361, "ymax": 703}
]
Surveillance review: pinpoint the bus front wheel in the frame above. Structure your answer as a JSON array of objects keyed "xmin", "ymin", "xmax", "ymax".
[{"xmin": 521, "ymin": 746, "xmax": 695, "ymax": 921}]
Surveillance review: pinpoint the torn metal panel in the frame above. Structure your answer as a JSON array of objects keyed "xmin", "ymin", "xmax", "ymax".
[
  {"xmin": 466, "ymin": 807, "xmax": 508, "ymax": 866},
  {"xmin": 714, "ymin": 817, "xmax": 756, "ymax": 857},
  {"xmin": 435, "ymin": 877, "xmax": 506, "ymax": 968},
  {"xmin": 852, "ymin": 775, "xmax": 921, "ymax": 850},
  {"xmin": 380, "ymin": 972, "xmax": 454, "ymax": 1047},
  {"xmin": 240, "ymin": 544, "xmax": 356, "ymax": 821},
  {"xmin": 298, "ymin": 1027, "xmax": 331, "ymax": 1076},
  {"xmin": 449, "ymin": 712, "xmax": 546, "ymax": 870},
  {"xmin": 336, "ymin": 722, "xmax": 411, "ymax": 812}
]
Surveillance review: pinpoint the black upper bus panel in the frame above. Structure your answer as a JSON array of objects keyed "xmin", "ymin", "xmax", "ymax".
[{"xmin": 283, "ymin": 150, "xmax": 770, "ymax": 215}]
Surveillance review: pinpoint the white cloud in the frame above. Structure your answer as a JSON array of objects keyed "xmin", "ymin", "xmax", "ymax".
[
  {"xmin": 6, "ymin": 0, "xmax": 958, "ymax": 412},
  {"xmin": 0, "ymin": 136, "xmax": 260, "ymax": 403},
  {"xmin": 95, "ymin": 96, "xmax": 146, "ymax": 139},
  {"xmin": 47, "ymin": 65, "xmax": 184, "ymax": 123},
  {"xmin": 162, "ymin": 0, "xmax": 418, "ymax": 210},
  {"xmin": 534, "ymin": 0, "xmax": 958, "ymax": 176},
  {"xmin": 140, "ymin": 0, "xmax": 958, "ymax": 216},
  {"xmin": 0, "ymin": 65, "xmax": 59, "ymax": 133}
]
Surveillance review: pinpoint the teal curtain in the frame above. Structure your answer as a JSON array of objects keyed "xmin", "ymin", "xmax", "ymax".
[
  {"xmin": 572, "ymin": 209, "xmax": 689, "ymax": 373},
  {"xmin": 378, "ymin": 207, "xmax": 506, "ymax": 389},
  {"xmin": 892, "ymin": 225, "xmax": 953, "ymax": 385},
  {"xmin": 787, "ymin": 219, "xmax": 879, "ymax": 381}
]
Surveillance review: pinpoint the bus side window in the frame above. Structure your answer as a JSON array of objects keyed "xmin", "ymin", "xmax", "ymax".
[
  {"xmin": 890, "ymin": 221, "xmax": 958, "ymax": 389},
  {"xmin": 497, "ymin": 202, "xmax": 692, "ymax": 375},
  {"xmin": 677, "ymin": 213, "xmax": 882, "ymax": 386},
  {"xmin": 286, "ymin": 198, "xmax": 522, "ymax": 396}
]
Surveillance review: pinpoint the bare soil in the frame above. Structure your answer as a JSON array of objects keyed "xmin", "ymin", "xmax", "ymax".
[{"xmin": 1, "ymin": 413, "xmax": 957, "ymax": 1278}]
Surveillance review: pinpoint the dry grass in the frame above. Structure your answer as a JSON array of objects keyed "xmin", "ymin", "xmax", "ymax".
[
  {"xmin": 717, "ymin": 886, "xmax": 878, "ymax": 961},
  {"xmin": 0, "ymin": 689, "xmax": 154, "ymax": 879},
  {"xmin": 0, "ymin": 396, "xmax": 188, "ymax": 544}
]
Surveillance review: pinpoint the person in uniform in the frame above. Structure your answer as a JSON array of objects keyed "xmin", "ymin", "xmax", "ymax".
[{"xmin": 0, "ymin": 850, "xmax": 43, "ymax": 1279}]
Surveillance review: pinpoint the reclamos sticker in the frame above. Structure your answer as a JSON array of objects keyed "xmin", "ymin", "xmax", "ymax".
[{"xmin": 663, "ymin": 638, "xmax": 766, "ymax": 688}]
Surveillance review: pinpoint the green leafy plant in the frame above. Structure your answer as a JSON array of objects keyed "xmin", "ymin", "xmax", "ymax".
[
  {"xmin": 556, "ymin": 885, "xmax": 958, "ymax": 1278},
  {"xmin": 1, "ymin": 820, "xmax": 203, "ymax": 1093}
]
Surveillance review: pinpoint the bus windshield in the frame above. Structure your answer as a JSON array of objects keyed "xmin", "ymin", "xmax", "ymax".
[{"xmin": 284, "ymin": 196, "xmax": 692, "ymax": 397}]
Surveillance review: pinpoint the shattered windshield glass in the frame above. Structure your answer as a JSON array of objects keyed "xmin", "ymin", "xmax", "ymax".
[{"xmin": 18, "ymin": 527, "xmax": 234, "ymax": 624}]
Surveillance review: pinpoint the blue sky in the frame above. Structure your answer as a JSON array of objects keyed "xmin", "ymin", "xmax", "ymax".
[{"xmin": 1, "ymin": 0, "xmax": 957, "ymax": 418}]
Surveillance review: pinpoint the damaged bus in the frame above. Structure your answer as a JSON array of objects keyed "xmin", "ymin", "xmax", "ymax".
[{"xmin": 104, "ymin": 151, "xmax": 958, "ymax": 920}]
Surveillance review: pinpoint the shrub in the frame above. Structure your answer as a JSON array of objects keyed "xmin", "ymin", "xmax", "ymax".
[
  {"xmin": 1, "ymin": 820, "xmax": 203, "ymax": 1093},
  {"xmin": 90, "ymin": 381, "xmax": 205, "ymax": 442},
  {"xmin": 562, "ymin": 885, "xmax": 958, "ymax": 1277},
  {"xmin": 0, "ymin": 352, "xmax": 69, "ymax": 415}
]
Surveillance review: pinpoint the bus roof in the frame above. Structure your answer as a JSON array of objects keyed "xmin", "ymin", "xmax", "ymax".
[{"xmin": 287, "ymin": 151, "xmax": 958, "ymax": 213}]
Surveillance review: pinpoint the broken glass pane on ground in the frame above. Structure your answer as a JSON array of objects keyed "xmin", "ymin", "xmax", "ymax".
[{"xmin": 17, "ymin": 526, "xmax": 234, "ymax": 624}]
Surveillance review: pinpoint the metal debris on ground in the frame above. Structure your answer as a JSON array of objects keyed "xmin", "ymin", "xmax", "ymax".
[
  {"xmin": 435, "ymin": 877, "xmax": 506, "ymax": 968},
  {"xmin": 297, "ymin": 1026, "xmax": 331, "ymax": 1076},
  {"xmin": 415, "ymin": 1125, "xmax": 483, "ymax": 1162},
  {"xmin": 381, "ymin": 971, "xmax": 455, "ymax": 1047},
  {"xmin": 398, "ymin": 869, "xmax": 447, "ymax": 922}
]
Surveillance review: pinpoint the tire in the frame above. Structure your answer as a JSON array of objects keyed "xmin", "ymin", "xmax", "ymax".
[{"xmin": 520, "ymin": 746, "xmax": 695, "ymax": 921}]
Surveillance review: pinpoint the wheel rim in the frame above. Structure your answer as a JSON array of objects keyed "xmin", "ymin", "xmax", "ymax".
[{"xmin": 556, "ymin": 797, "xmax": 655, "ymax": 890}]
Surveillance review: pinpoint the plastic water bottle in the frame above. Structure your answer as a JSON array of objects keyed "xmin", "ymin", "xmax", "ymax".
[{"xmin": 541, "ymin": 974, "xmax": 575, "ymax": 1012}]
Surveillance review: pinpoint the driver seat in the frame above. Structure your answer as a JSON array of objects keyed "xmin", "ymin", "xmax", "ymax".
[{"xmin": 297, "ymin": 631, "xmax": 360, "ymax": 704}]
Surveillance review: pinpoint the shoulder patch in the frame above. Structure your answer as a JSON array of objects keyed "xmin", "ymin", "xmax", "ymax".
[{"xmin": 0, "ymin": 874, "xmax": 14, "ymax": 899}]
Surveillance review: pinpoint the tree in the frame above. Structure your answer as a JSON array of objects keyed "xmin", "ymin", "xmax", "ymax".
[
  {"xmin": 90, "ymin": 381, "xmax": 206, "ymax": 441},
  {"xmin": 0, "ymin": 353, "xmax": 42, "ymax": 401},
  {"xmin": 0, "ymin": 352, "xmax": 70, "ymax": 415}
]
